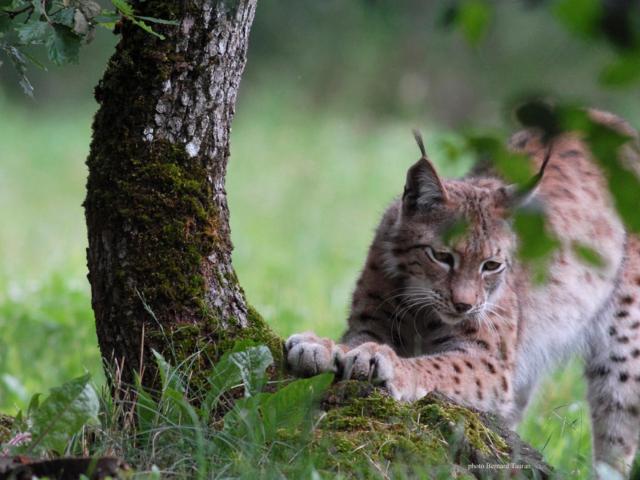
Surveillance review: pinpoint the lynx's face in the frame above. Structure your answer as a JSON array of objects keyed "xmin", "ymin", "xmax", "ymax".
[{"xmin": 389, "ymin": 151, "xmax": 521, "ymax": 326}]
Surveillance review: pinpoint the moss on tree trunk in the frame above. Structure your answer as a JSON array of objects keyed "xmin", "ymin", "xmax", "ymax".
[{"xmin": 84, "ymin": 0, "xmax": 280, "ymax": 386}]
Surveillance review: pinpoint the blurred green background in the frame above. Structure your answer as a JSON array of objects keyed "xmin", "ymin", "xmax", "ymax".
[{"xmin": 1, "ymin": 1, "xmax": 638, "ymax": 477}]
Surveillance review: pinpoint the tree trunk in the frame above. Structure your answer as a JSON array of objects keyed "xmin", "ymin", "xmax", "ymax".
[{"xmin": 84, "ymin": 0, "xmax": 278, "ymax": 386}]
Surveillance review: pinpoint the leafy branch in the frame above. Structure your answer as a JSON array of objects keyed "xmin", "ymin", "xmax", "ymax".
[{"xmin": 0, "ymin": 0, "xmax": 177, "ymax": 96}]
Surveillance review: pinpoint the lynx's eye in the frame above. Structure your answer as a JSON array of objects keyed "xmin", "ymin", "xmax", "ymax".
[
  {"xmin": 482, "ymin": 260, "xmax": 503, "ymax": 273},
  {"xmin": 426, "ymin": 246, "xmax": 455, "ymax": 269}
]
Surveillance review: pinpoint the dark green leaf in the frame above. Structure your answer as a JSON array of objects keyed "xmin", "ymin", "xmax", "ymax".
[
  {"xmin": 19, "ymin": 48, "xmax": 47, "ymax": 69},
  {"xmin": 27, "ymin": 374, "xmax": 99, "ymax": 454},
  {"xmin": 50, "ymin": 7, "xmax": 76, "ymax": 27},
  {"xmin": 553, "ymin": 0, "xmax": 601, "ymax": 38},
  {"xmin": 438, "ymin": 4, "xmax": 459, "ymax": 29},
  {"xmin": 516, "ymin": 100, "xmax": 560, "ymax": 140},
  {"xmin": 16, "ymin": 20, "xmax": 49, "ymax": 44},
  {"xmin": 0, "ymin": 14, "xmax": 11, "ymax": 35},
  {"xmin": 31, "ymin": 0, "xmax": 45, "ymax": 16},
  {"xmin": 46, "ymin": 25, "xmax": 80, "ymax": 65}
]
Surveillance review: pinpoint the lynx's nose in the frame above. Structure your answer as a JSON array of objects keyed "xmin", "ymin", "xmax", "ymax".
[{"xmin": 454, "ymin": 303, "xmax": 473, "ymax": 314}]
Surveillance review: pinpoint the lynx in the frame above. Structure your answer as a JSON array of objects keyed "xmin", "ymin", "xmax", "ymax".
[{"xmin": 286, "ymin": 110, "xmax": 640, "ymax": 475}]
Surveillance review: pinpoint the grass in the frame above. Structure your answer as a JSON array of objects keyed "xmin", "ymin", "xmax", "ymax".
[{"xmin": 0, "ymin": 93, "xmax": 611, "ymax": 477}]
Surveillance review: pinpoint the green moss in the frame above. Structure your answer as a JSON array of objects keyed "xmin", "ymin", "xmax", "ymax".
[
  {"xmin": 310, "ymin": 384, "xmax": 522, "ymax": 478},
  {"xmin": 316, "ymin": 389, "xmax": 449, "ymax": 476},
  {"xmin": 415, "ymin": 398, "xmax": 509, "ymax": 458}
]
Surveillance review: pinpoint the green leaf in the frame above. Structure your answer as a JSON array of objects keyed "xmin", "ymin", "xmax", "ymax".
[
  {"xmin": 50, "ymin": 7, "xmax": 76, "ymax": 27},
  {"xmin": 229, "ymin": 345, "xmax": 273, "ymax": 398},
  {"xmin": 111, "ymin": 0, "xmax": 133, "ymax": 18},
  {"xmin": 586, "ymin": 124, "xmax": 640, "ymax": 232},
  {"xmin": 134, "ymin": 373, "xmax": 159, "ymax": 437},
  {"xmin": 457, "ymin": 0, "xmax": 492, "ymax": 46},
  {"xmin": 136, "ymin": 15, "xmax": 178, "ymax": 26},
  {"xmin": 553, "ymin": 0, "xmax": 601, "ymax": 39},
  {"xmin": 516, "ymin": 99, "xmax": 560, "ymax": 140},
  {"xmin": 558, "ymin": 106, "xmax": 640, "ymax": 233},
  {"xmin": 599, "ymin": 52, "xmax": 640, "ymax": 87},
  {"xmin": 16, "ymin": 20, "xmax": 49, "ymax": 44},
  {"xmin": 0, "ymin": 14, "xmax": 12, "ymax": 35},
  {"xmin": 46, "ymin": 25, "xmax": 80, "ymax": 65},
  {"xmin": 93, "ymin": 12, "xmax": 119, "ymax": 23},
  {"xmin": 466, "ymin": 134, "xmax": 534, "ymax": 187},
  {"xmin": 152, "ymin": 349, "xmax": 185, "ymax": 394},
  {"xmin": 572, "ymin": 242, "xmax": 606, "ymax": 268},
  {"xmin": 204, "ymin": 343, "xmax": 273, "ymax": 417},
  {"xmin": 2, "ymin": 45, "xmax": 34, "ymax": 96},
  {"xmin": 260, "ymin": 374, "xmax": 333, "ymax": 441},
  {"xmin": 27, "ymin": 374, "xmax": 99, "ymax": 454},
  {"xmin": 31, "ymin": 0, "xmax": 45, "ymax": 16},
  {"xmin": 109, "ymin": 0, "xmax": 168, "ymax": 38},
  {"xmin": 27, "ymin": 392, "xmax": 41, "ymax": 415},
  {"xmin": 442, "ymin": 217, "xmax": 469, "ymax": 245},
  {"xmin": 514, "ymin": 207, "xmax": 560, "ymax": 283},
  {"xmin": 130, "ymin": 17, "xmax": 165, "ymax": 40}
]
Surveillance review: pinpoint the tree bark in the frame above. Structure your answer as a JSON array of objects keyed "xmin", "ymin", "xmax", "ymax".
[{"xmin": 84, "ymin": 0, "xmax": 277, "ymax": 386}]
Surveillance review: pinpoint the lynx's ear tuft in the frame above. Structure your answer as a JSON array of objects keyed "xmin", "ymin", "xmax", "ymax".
[
  {"xmin": 403, "ymin": 131, "xmax": 448, "ymax": 214},
  {"xmin": 495, "ymin": 143, "xmax": 553, "ymax": 212}
]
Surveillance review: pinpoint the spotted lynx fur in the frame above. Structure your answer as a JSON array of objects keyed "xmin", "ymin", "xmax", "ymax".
[{"xmin": 286, "ymin": 110, "xmax": 640, "ymax": 475}]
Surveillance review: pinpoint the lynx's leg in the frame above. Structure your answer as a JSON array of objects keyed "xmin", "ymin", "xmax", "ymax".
[
  {"xmin": 585, "ymin": 242, "xmax": 640, "ymax": 476},
  {"xmin": 336, "ymin": 316, "xmax": 519, "ymax": 420}
]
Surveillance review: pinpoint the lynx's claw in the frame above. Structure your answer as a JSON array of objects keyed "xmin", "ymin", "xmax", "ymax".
[
  {"xmin": 285, "ymin": 332, "xmax": 337, "ymax": 377},
  {"xmin": 335, "ymin": 342, "xmax": 396, "ymax": 389}
]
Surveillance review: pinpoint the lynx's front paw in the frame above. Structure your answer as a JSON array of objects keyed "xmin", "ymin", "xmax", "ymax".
[
  {"xmin": 285, "ymin": 332, "xmax": 338, "ymax": 377},
  {"xmin": 336, "ymin": 342, "xmax": 401, "ymax": 397}
]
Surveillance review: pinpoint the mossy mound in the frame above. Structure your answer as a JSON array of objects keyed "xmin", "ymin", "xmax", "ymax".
[{"xmin": 312, "ymin": 381, "xmax": 551, "ymax": 479}]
